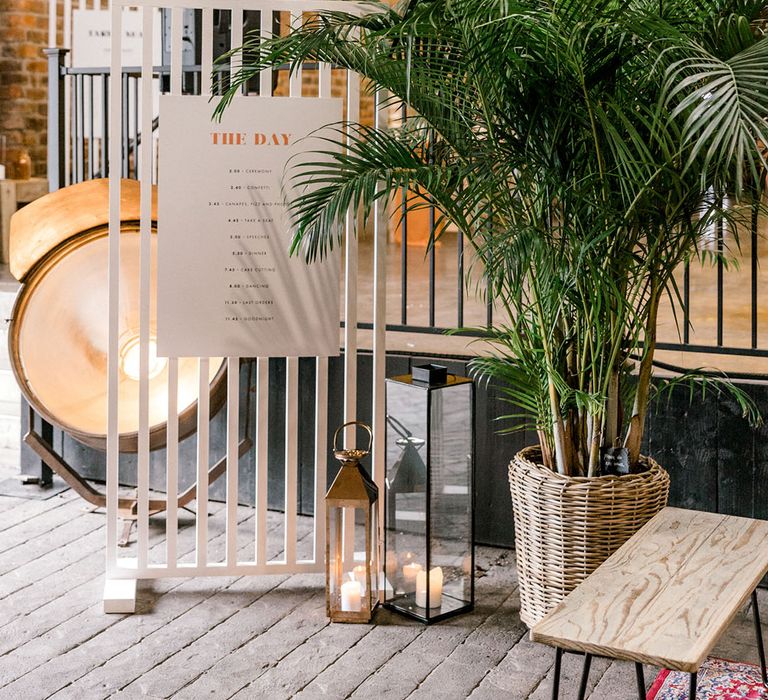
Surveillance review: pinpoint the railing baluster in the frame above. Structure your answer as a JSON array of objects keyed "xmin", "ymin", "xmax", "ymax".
[
  {"xmin": 121, "ymin": 71, "xmax": 129, "ymax": 178},
  {"xmin": 717, "ymin": 192, "xmax": 724, "ymax": 347},
  {"xmin": 752, "ymin": 189, "xmax": 759, "ymax": 349},
  {"xmin": 683, "ymin": 260, "xmax": 690, "ymax": 344},
  {"xmin": 87, "ymin": 75, "xmax": 94, "ymax": 179},
  {"xmin": 132, "ymin": 76, "xmax": 139, "ymax": 178},
  {"xmin": 44, "ymin": 48, "xmax": 67, "ymax": 192},
  {"xmin": 429, "ymin": 204, "xmax": 436, "ymax": 327},
  {"xmin": 102, "ymin": 73, "xmax": 109, "ymax": 177},
  {"xmin": 457, "ymin": 230, "xmax": 464, "ymax": 328}
]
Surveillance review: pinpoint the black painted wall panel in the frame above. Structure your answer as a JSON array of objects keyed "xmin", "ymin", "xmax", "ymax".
[
  {"xmin": 645, "ymin": 383, "xmax": 720, "ymax": 513},
  {"xmin": 19, "ymin": 354, "xmax": 768, "ymax": 550}
]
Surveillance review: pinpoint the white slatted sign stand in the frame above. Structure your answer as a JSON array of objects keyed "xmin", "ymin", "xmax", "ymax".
[{"xmin": 104, "ymin": 0, "xmax": 384, "ymax": 611}]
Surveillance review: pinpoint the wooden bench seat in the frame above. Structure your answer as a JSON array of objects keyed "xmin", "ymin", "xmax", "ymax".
[{"xmin": 530, "ymin": 507, "xmax": 768, "ymax": 699}]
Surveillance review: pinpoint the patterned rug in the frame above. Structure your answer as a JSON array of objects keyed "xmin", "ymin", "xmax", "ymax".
[{"xmin": 648, "ymin": 658, "xmax": 768, "ymax": 699}]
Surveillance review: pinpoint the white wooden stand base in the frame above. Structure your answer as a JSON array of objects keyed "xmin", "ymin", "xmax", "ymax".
[{"xmin": 103, "ymin": 578, "xmax": 137, "ymax": 614}]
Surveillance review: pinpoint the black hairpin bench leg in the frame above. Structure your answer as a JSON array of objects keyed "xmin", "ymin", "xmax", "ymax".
[
  {"xmin": 551, "ymin": 647, "xmax": 563, "ymax": 700},
  {"xmin": 576, "ymin": 653, "xmax": 592, "ymax": 700},
  {"xmin": 635, "ymin": 662, "xmax": 645, "ymax": 700},
  {"xmin": 753, "ymin": 589, "xmax": 768, "ymax": 687}
]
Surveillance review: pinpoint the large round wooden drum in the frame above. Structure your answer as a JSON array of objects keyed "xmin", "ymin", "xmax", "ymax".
[{"xmin": 8, "ymin": 179, "xmax": 225, "ymax": 452}]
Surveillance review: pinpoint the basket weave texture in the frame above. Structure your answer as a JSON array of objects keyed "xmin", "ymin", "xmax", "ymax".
[{"xmin": 509, "ymin": 446, "xmax": 670, "ymax": 627}]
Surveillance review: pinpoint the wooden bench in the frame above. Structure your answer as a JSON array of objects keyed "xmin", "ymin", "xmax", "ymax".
[{"xmin": 530, "ymin": 507, "xmax": 768, "ymax": 699}]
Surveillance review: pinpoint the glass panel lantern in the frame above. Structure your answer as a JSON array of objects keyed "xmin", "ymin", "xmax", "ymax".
[
  {"xmin": 326, "ymin": 421, "xmax": 380, "ymax": 623},
  {"xmin": 384, "ymin": 365, "xmax": 474, "ymax": 623}
]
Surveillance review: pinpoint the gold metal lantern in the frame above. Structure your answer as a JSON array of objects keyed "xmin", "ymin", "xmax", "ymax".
[{"xmin": 326, "ymin": 421, "xmax": 379, "ymax": 623}]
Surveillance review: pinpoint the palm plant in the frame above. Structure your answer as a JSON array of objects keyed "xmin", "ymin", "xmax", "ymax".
[{"xmin": 218, "ymin": 0, "xmax": 768, "ymax": 476}]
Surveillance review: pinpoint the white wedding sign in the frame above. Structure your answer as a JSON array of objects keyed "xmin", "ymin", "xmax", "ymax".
[{"xmin": 157, "ymin": 95, "xmax": 343, "ymax": 358}]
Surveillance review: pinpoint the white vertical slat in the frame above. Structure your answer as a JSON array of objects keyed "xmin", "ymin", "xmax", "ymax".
[
  {"xmin": 231, "ymin": 8, "xmax": 244, "ymax": 92},
  {"xmin": 48, "ymin": 0, "xmax": 57, "ymax": 47},
  {"xmin": 255, "ymin": 358, "xmax": 269, "ymax": 564},
  {"xmin": 254, "ymin": 10, "xmax": 271, "ymax": 565},
  {"xmin": 318, "ymin": 44, "xmax": 331, "ymax": 99},
  {"xmin": 313, "ymin": 357, "xmax": 328, "ymax": 564},
  {"xmin": 220, "ymin": 8, "xmax": 241, "ymax": 571},
  {"xmin": 372, "ymin": 88, "xmax": 387, "ymax": 554},
  {"xmin": 63, "ymin": 0, "xmax": 72, "ymax": 186},
  {"xmin": 289, "ymin": 11, "xmax": 302, "ymax": 96},
  {"xmin": 285, "ymin": 357, "xmax": 298, "ymax": 565},
  {"xmin": 166, "ymin": 7, "xmax": 183, "ymax": 569},
  {"xmin": 106, "ymin": 1, "xmax": 123, "ymax": 572},
  {"xmin": 281, "ymin": 8, "xmax": 302, "ymax": 567},
  {"xmin": 166, "ymin": 7, "xmax": 184, "ymax": 569},
  {"xmin": 259, "ymin": 9, "xmax": 272, "ymax": 97},
  {"xmin": 63, "ymin": 0, "xmax": 72, "ymax": 49},
  {"xmin": 343, "ymin": 65, "xmax": 360, "ymax": 565},
  {"xmin": 226, "ymin": 358, "xmax": 240, "ymax": 566},
  {"xmin": 165, "ymin": 7, "xmax": 184, "ymax": 569},
  {"xmin": 166, "ymin": 360, "xmax": 179, "ymax": 567},
  {"xmin": 170, "ymin": 7, "xmax": 183, "ymax": 94},
  {"xmin": 196, "ymin": 357, "xmax": 210, "ymax": 565},
  {"xmin": 136, "ymin": 4, "xmax": 154, "ymax": 571},
  {"xmin": 202, "ymin": 8, "xmax": 213, "ymax": 95}
]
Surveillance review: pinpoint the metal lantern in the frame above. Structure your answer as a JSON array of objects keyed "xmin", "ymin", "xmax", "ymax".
[
  {"xmin": 326, "ymin": 421, "xmax": 379, "ymax": 623},
  {"xmin": 384, "ymin": 365, "xmax": 474, "ymax": 623}
]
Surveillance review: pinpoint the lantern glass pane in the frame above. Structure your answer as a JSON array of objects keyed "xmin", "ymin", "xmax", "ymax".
[
  {"xmin": 385, "ymin": 381, "xmax": 429, "ymax": 613},
  {"xmin": 327, "ymin": 505, "xmax": 344, "ymax": 614},
  {"xmin": 369, "ymin": 503, "xmax": 380, "ymax": 605},
  {"xmin": 429, "ymin": 382, "xmax": 473, "ymax": 614}
]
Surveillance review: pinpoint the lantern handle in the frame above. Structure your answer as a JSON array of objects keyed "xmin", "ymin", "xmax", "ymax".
[{"xmin": 333, "ymin": 420, "xmax": 373, "ymax": 456}]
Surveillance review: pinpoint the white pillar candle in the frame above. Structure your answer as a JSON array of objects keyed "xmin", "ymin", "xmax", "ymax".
[
  {"xmin": 402, "ymin": 562, "xmax": 422, "ymax": 592},
  {"xmin": 352, "ymin": 565, "xmax": 367, "ymax": 595},
  {"xmin": 416, "ymin": 567, "xmax": 443, "ymax": 608},
  {"xmin": 340, "ymin": 580, "xmax": 362, "ymax": 612}
]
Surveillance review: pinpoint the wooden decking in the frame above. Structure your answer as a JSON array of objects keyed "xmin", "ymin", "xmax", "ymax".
[{"xmin": 0, "ymin": 488, "xmax": 765, "ymax": 700}]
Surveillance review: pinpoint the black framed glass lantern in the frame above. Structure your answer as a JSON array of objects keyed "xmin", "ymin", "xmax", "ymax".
[
  {"xmin": 384, "ymin": 365, "xmax": 474, "ymax": 623},
  {"xmin": 326, "ymin": 421, "xmax": 379, "ymax": 623}
]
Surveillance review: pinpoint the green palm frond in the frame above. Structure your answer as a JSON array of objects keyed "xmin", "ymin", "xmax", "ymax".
[{"xmin": 218, "ymin": 0, "xmax": 768, "ymax": 474}]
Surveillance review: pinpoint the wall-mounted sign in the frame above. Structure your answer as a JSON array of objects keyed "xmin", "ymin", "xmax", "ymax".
[
  {"xmin": 72, "ymin": 9, "xmax": 162, "ymax": 68},
  {"xmin": 157, "ymin": 95, "xmax": 343, "ymax": 358}
]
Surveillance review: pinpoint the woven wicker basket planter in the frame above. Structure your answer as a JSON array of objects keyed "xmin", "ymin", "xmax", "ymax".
[{"xmin": 509, "ymin": 446, "xmax": 670, "ymax": 627}]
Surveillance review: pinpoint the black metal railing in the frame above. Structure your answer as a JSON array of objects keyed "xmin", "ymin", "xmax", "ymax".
[{"xmin": 47, "ymin": 48, "xmax": 768, "ymax": 379}]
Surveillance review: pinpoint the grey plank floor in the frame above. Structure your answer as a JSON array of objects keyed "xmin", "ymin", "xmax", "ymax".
[{"xmin": 0, "ymin": 488, "xmax": 765, "ymax": 700}]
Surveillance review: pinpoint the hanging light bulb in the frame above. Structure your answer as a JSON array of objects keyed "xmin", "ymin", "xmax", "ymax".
[
  {"xmin": 119, "ymin": 334, "xmax": 168, "ymax": 381},
  {"xmin": 8, "ymin": 178, "xmax": 226, "ymax": 452}
]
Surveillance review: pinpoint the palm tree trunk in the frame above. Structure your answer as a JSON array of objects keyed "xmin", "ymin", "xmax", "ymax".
[
  {"xmin": 537, "ymin": 428, "xmax": 553, "ymax": 469},
  {"xmin": 605, "ymin": 369, "xmax": 620, "ymax": 446},
  {"xmin": 587, "ymin": 412, "xmax": 602, "ymax": 477},
  {"xmin": 625, "ymin": 278, "xmax": 660, "ymax": 468},
  {"xmin": 548, "ymin": 378, "xmax": 569, "ymax": 475}
]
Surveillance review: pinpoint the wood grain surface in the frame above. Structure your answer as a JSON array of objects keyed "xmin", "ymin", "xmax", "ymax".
[{"xmin": 530, "ymin": 507, "xmax": 768, "ymax": 672}]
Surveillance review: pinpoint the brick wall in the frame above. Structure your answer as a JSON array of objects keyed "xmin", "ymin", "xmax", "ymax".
[{"xmin": 0, "ymin": 0, "xmax": 57, "ymax": 178}]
